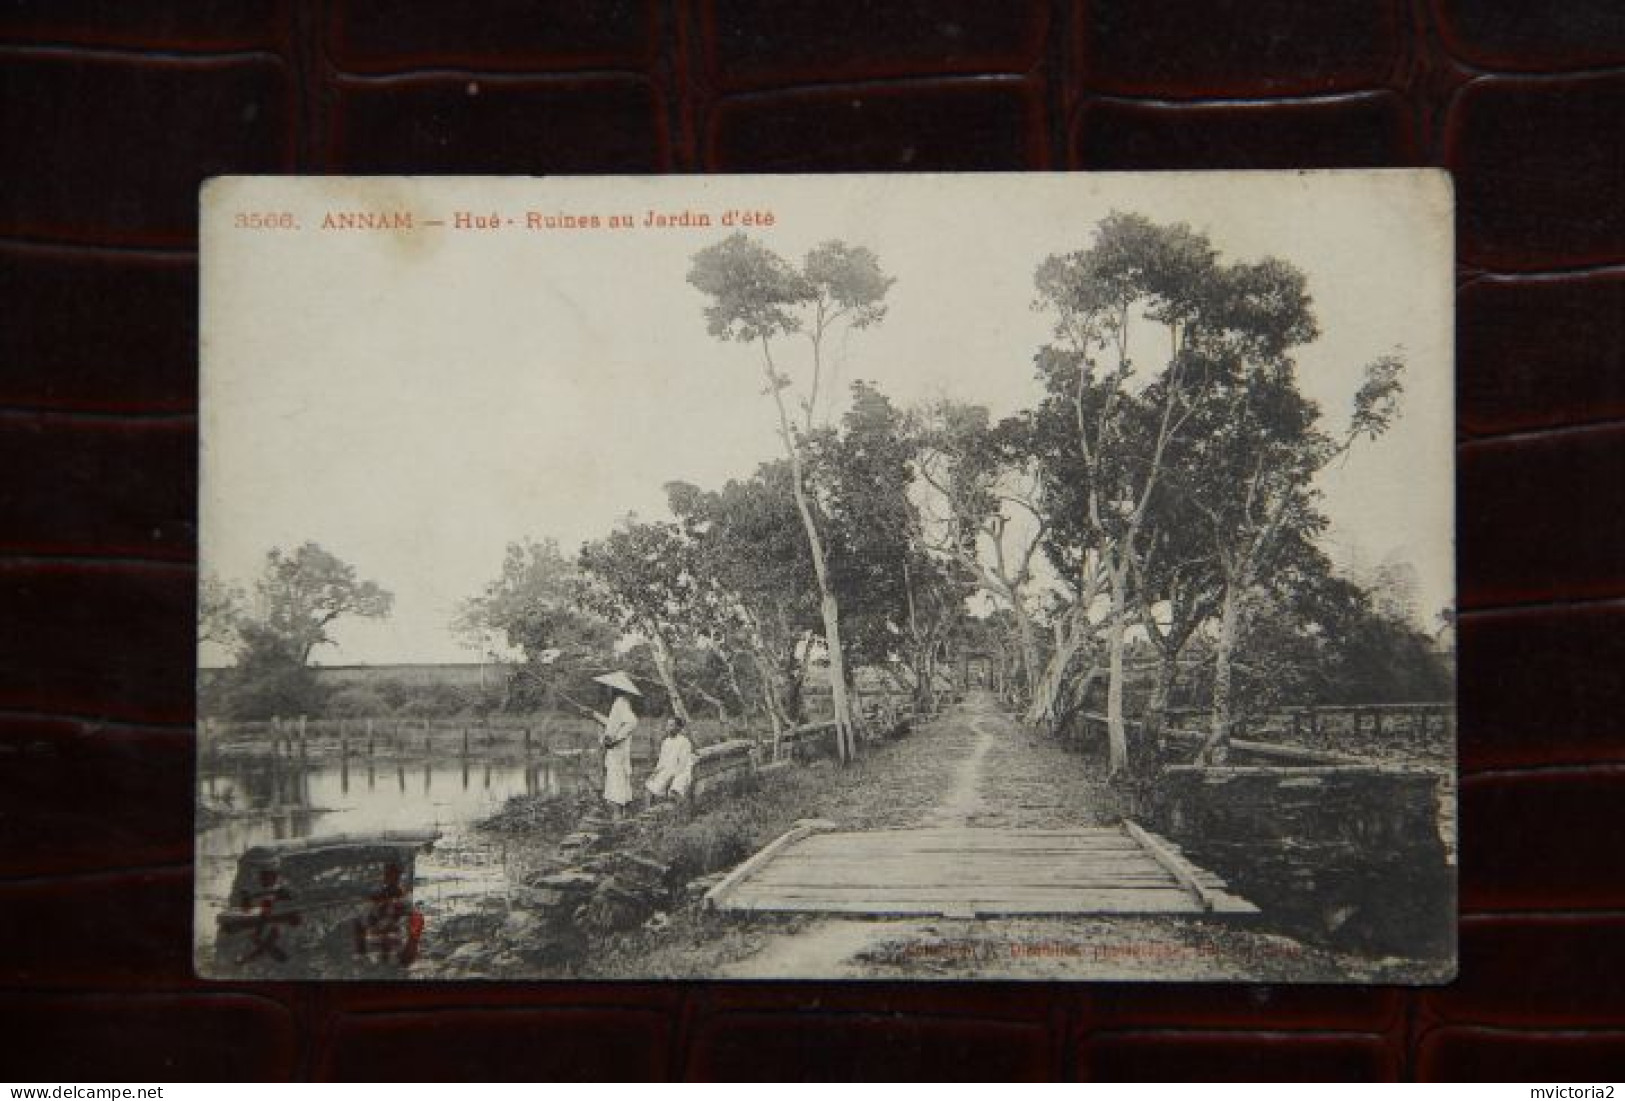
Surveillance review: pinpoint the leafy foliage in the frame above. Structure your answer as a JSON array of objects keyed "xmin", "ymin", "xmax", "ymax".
[
  {"xmin": 687, "ymin": 234, "xmax": 897, "ymax": 761},
  {"xmin": 205, "ymin": 543, "xmax": 393, "ymax": 719},
  {"xmin": 805, "ymin": 382, "xmax": 971, "ymax": 704},
  {"xmin": 210, "ymin": 215, "xmax": 1439, "ymax": 753},
  {"xmin": 686, "ymin": 233, "xmax": 813, "ymax": 345},
  {"xmin": 577, "ymin": 520, "xmax": 695, "ymax": 641},
  {"xmin": 665, "ymin": 463, "xmax": 820, "ymax": 724},
  {"xmin": 215, "ymin": 621, "xmax": 325, "ymax": 719},
  {"xmin": 254, "ymin": 542, "xmax": 394, "ymax": 665},
  {"xmin": 454, "ymin": 538, "xmax": 617, "ymax": 711},
  {"xmin": 1203, "ymin": 547, "xmax": 1452, "ymax": 716},
  {"xmin": 199, "ymin": 574, "xmax": 245, "ymax": 646}
]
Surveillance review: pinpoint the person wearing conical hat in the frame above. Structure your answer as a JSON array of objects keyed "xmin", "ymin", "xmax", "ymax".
[{"xmin": 592, "ymin": 671, "xmax": 641, "ymax": 817}]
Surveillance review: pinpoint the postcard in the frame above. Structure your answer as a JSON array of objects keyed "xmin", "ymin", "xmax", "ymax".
[{"xmin": 197, "ymin": 172, "xmax": 1455, "ymax": 981}]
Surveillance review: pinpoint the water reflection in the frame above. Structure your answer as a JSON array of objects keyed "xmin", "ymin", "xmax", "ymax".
[
  {"xmin": 203, "ymin": 754, "xmax": 576, "ymax": 827},
  {"xmin": 195, "ymin": 754, "xmax": 581, "ymax": 953}
]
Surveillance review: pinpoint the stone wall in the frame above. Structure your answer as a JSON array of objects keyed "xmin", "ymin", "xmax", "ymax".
[
  {"xmin": 1160, "ymin": 728, "xmax": 1367, "ymax": 767},
  {"xmin": 1146, "ymin": 764, "xmax": 1455, "ymax": 959}
]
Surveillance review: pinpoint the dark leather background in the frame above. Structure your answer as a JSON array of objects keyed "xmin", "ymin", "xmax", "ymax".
[{"xmin": 2, "ymin": 0, "xmax": 1623, "ymax": 1082}]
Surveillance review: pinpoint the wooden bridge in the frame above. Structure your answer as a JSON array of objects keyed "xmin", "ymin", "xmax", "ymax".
[{"xmin": 706, "ymin": 819, "xmax": 1257, "ymax": 919}]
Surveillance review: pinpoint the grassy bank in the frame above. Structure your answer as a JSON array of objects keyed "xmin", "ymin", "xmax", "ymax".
[{"xmin": 467, "ymin": 719, "xmax": 957, "ymax": 977}]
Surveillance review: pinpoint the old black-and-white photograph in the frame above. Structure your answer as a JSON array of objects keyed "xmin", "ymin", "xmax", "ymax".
[{"xmin": 197, "ymin": 173, "xmax": 1455, "ymax": 981}]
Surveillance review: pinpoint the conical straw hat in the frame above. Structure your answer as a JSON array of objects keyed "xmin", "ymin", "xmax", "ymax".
[{"xmin": 592, "ymin": 670, "xmax": 642, "ymax": 697}]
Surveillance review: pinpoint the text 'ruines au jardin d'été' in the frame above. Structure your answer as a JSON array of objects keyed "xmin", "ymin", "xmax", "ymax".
[{"xmin": 292, "ymin": 207, "xmax": 779, "ymax": 232}]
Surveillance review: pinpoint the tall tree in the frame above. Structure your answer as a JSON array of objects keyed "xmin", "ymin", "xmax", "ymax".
[
  {"xmin": 808, "ymin": 382, "xmax": 970, "ymax": 715},
  {"xmin": 688, "ymin": 234, "xmax": 893, "ymax": 763},
  {"xmin": 1030, "ymin": 213, "xmax": 1230, "ymax": 776},
  {"xmin": 223, "ymin": 622, "xmax": 325, "ymax": 719},
  {"xmin": 250, "ymin": 542, "xmax": 394, "ymax": 665},
  {"xmin": 915, "ymin": 401, "xmax": 1049, "ymax": 705},
  {"xmin": 1161, "ymin": 262, "xmax": 1404, "ymax": 762},
  {"xmin": 210, "ymin": 543, "xmax": 393, "ymax": 719},
  {"xmin": 455, "ymin": 537, "xmax": 616, "ymax": 711},
  {"xmin": 1204, "ymin": 538, "xmax": 1451, "ymax": 718},
  {"xmin": 1130, "ymin": 505, "xmax": 1223, "ymax": 756},
  {"xmin": 666, "ymin": 464, "xmax": 821, "ymax": 746}
]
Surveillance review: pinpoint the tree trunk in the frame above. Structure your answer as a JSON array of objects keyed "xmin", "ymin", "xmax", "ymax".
[
  {"xmin": 762, "ymin": 343, "xmax": 856, "ymax": 764},
  {"xmin": 645, "ymin": 627, "xmax": 691, "ymax": 724},
  {"xmin": 718, "ymin": 649, "xmax": 749, "ymax": 718},
  {"xmin": 748, "ymin": 649, "xmax": 787, "ymax": 758},
  {"xmin": 782, "ymin": 644, "xmax": 807, "ymax": 725},
  {"xmin": 1026, "ymin": 611, "xmax": 1085, "ymax": 727},
  {"xmin": 1136, "ymin": 647, "xmax": 1180, "ymax": 774},
  {"xmin": 1142, "ymin": 648, "xmax": 1179, "ymax": 748},
  {"xmin": 1104, "ymin": 556, "xmax": 1130, "ymax": 777},
  {"xmin": 911, "ymin": 648, "xmax": 931, "ymax": 715},
  {"xmin": 736, "ymin": 612, "xmax": 791, "ymax": 754},
  {"xmin": 1198, "ymin": 580, "xmax": 1241, "ymax": 765},
  {"xmin": 816, "ymin": 590, "xmax": 856, "ymax": 761},
  {"xmin": 1053, "ymin": 663, "xmax": 1104, "ymax": 746},
  {"xmin": 1009, "ymin": 599, "xmax": 1041, "ymax": 705}
]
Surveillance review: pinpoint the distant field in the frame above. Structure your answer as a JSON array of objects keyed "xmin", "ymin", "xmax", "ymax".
[{"xmin": 201, "ymin": 711, "xmax": 777, "ymax": 763}]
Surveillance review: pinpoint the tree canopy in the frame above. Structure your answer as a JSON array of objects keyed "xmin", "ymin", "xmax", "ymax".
[
  {"xmin": 685, "ymin": 234, "xmax": 896, "ymax": 762},
  {"xmin": 203, "ymin": 215, "xmax": 1448, "ymax": 779},
  {"xmin": 205, "ymin": 542, "xmax": 393, "ymax": 719}
]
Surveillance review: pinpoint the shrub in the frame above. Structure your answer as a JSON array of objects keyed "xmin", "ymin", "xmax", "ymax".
[
  {"xmin": 661, "ymin": 810, "xmax": 757, "ymax": 879},
  {"xmin": 324, "ymin": 684, "xmax": 394, "ymax": 718}
]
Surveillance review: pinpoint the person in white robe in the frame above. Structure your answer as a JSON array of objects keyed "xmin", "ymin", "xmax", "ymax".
[
  {"xmin": 591, "ymin": 672, "xmax": 641, "ymax": 816},
  {"xmin": 645, "ymin": 717, "xmax": 696, "ymax": 802}
]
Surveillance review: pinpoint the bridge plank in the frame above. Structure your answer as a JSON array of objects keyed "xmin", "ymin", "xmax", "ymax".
[
  {"xmin": 753, "ymin": 871, "xmax": 1182, "ymax": 887},
  {"xmin": 710, "ymin": 824, "xmax": 1256, "ymax": 917},
  {"xmin": 794, "ymin": 836, "xmax": 1143, "ymax": 852},
  {"xmin": 756, "ymin": 863, "xmax": 1175, "ymax": 880},
  {"xmin": 721, "ymin": 893, "xmax": 1205, "ymax": 916},
  {"xmin": 784, "ymin": 850, "xmax": 1152, "ymax": 864}
]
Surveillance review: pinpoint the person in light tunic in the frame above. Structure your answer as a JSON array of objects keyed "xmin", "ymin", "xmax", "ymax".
[
  {"xmin": 591, "ymin": 671, "xmax": 641, "ymax": 817},
  {"xmin": 645, "ymin": 716, "xmax": 696, "ymax": 803}
]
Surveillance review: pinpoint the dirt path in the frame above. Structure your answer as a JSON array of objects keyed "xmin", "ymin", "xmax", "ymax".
[
  {"xmin": 920, "ymin": 709, "xmax": 994, "ymax": 826},
  {"xmin": 715, "ymin": 694, "xmax": 1394, "ymax": 981}
]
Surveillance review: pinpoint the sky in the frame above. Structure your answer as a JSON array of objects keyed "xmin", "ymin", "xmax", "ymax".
[{"xmin": 200, "ymin": 172, "xmax": 1454, "ymax": 666}]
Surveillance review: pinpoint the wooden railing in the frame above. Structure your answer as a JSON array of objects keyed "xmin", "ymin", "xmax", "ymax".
[
  {"xmin": 689, "ymin": 739, "xmax": 757, "ymax": 799},
  {"xmin": 1158, "ymin": 728, "xmax": 1366, "ymax": 767},
  {"xmin": 1076, "ymin": 705, "xmax": 1446, "ymax": 768},
  {"xmin": 773, "ymin": 719, "xmax": 837, "ymax": 759},
  {"xmin": 1140, "ymin": 702, "xmax": 1454, "ymax": 740},
  {"xmin": 1285, "ymin": 702, "xmax": 1454, "ymax": 739}
]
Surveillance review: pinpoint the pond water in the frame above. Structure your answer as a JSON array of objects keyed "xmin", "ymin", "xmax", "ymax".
[{"xmin": 194, "ymin": 755, "xmax": 590, "ymax": 962}]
